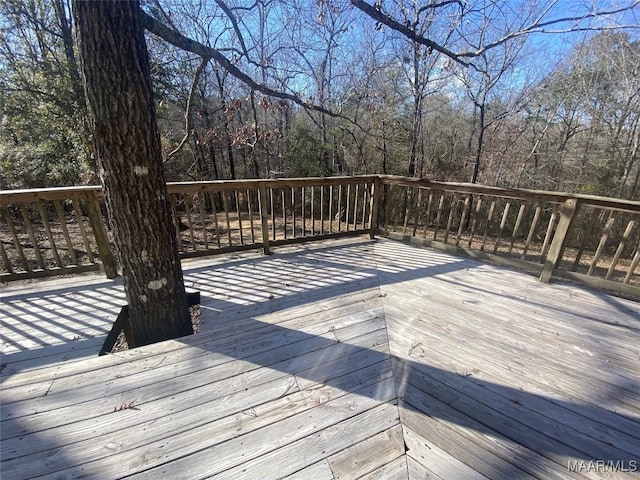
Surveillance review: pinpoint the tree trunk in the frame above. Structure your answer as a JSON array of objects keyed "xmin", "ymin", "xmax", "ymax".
[
  {"xmin": 471, "ymin": 103, "xmax": 485, "ymax": 184},
  {"xmin": 73, "ymin": 0, "xmax": 192, "ymax": 347}
]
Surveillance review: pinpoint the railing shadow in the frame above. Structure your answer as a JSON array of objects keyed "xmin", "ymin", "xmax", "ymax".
[{"xmin": 1, "ymin": 238, "xmax": 639, "ymax": 478}]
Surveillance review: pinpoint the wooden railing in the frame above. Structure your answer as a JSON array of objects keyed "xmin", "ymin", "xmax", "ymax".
[
  {"xmin": 1, "ymin": 175, "xmax": 638, "ymax": 296},
  {"xmin": 376, "ymin": 176, "xmax": 639, "ymax": 297},
  {"xmin": 0, "ymin": 176, "xmax": 376, "ymax": 282}
]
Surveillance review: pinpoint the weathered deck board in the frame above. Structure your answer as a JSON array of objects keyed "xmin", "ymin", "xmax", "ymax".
[
  {"xmin": 375, "ymin": 239, "xmax": 640, "ymax": 479},
  {"xmin": 1, "ymin": 237, "xmax": 639, "ymax": 479}
]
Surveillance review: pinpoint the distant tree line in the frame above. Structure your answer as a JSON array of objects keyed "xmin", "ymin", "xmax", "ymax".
[{"xmin": 1, "ymin": 0, "xmax": 638, "ymax": 200}]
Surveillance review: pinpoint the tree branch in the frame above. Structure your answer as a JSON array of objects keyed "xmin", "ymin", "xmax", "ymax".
[
  {"xmin": 165, "ymin": 56, "xmax": 209, "ymax": 163},
  {"xmin": 140, "ymin": 10, "xmax": 342, "ymax": 118},
  {"xmin": 349, "ymin": 0, "xmax": 469, "ymax": 66}
]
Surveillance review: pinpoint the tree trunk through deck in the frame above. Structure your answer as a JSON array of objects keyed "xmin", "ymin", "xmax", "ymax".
[{"xmin": 73, "ymin": 0, "xmax": 192, "ymax": 346}]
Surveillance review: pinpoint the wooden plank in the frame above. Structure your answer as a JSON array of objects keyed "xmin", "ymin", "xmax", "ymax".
[
  {"xmin": 122, "ymin": 380, "xmax": 397, "ymax": 479},
  {"xmin": 358, "ymin": 455, "xmax": 408, "ymax": 480},
  {"xmin": 282, "ymin": 460, "xmax": 335, "ymax": 480},
  {"xmin": 205, "ymin": 403, "xmax": 400, "ymax": 480},
  {"xmin": 386, "ymin": 303, "xmax": 640, "ymax": 418},
  {"xmin": 400, "ymin": 380, "xmax": 629, "ymax": 480},
  {"xmin": 403, "ymin": 426, "xmax": 490, "ymax": 480},
  {"xmin": 386, "ymin": 321, "xmax": 640, "ymax": 440},
  {"xmin": 3, "ymin": 360, "xmax": 394, "ymax": 478},
  {"xmin": 2, "ymin": 304, "xmax": 385, "ymax": 407},
  {"xmin": 327, "ymin": 424, "xmax": 404, "ymax": 480},
  {"xmin": 407, "ymin": 456, "xmax": 444, "ymax": 480}
]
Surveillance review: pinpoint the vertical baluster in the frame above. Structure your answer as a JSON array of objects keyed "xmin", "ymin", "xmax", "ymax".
[
  {"xmin": 208, "ymin": 192, "xmax": 221, "ymax": 248},
  {"xmin": 258, "ymin": 183, "xmax": 270, "ymax": 254},
  {"xmin": 282, "ymin": 188, "xmax": 287, "ymax": 239},
  {"xmin": 36, "ymin": 200, "xmax": 62, "ymax": 267},
  {"xmin": 402, "ymin": 187, "xmax": 412, "ymax": 235},
  {"xmin": 480, "ymin": 200, "xmax": 496, "ymax": 251},
  {"xmin": 291, "ymin": 187, "xmax": 296, "ymax": 238},
  {"xmin": 433, "ymin": 193, "xmax": 446, "ymax": 240},
  {"xmin": 198, "ymin": 192, "xmax": 209, "ymax": 249},
  {"xmin": 1, "ymin": 205, "xmax": 28, "ymax": 270},
  {"xmin": 345, "ymin": 184, "xmax": 351, "ymax": 232},
  {"xmin": 492, "ymin": 201, "xmax": 511, "ymax": 254},
  {"xmin": 507, "ymin": 204, "xmax": 526, "ymax": 256},
  {"xmin": 540, "ymin": 205, "xmax": 559, "ymax": 263},
  {"xmin": 311, "ymin": 186, "xmax": 316, "ymax": 236},
  {"xmin": 222, "ymin": 191, "xmax": 232, "ymax": 246},
  {"xmin": 184, "ymin": 195, "xmax": 197, "ymax": 250},
  {"xmin": 20, "ymin": 202, "xmax": 45, "ymax": 269},
  {"xmin": 353, "ymin": 184, "xmax": 359, "ymax": 230},
  {"xmin": 301, "ymin": 186, "xmax": 306, "ymax": 237},
  {"xmin": 72, "ymin": 198, "xmax": 94, "ymax": 263},
  {"xmin": 0, "ymin": 240, "xmax": 11, "ymax": 274},
  {"xmin": 320, "ymin": 186, "xmax": 325, "ymax": 234},
  {"xmin": 606, "ymin": 219, "xmax": 635, "ymax": 280},
  {"xmin": 235, "ymin": 190, "xmax": 244, "ymax": 245},
  {"xmin": 169, "ymin": 195, "xmax": 183, "ymax": 252},
  {"xmin": 455, "ymin": 195, "xmax": 471, "ymax": 246},
  {"xmin": 270, "ymin": 188, "xmax": 276, "ymax": 240},
  {"xmin": 329, "ymin": 185, "xmax": 334, "ymax": 233},
  {"xmin": 423, "ymin": 192, "xmax": 433, "ymax": 238},
  {"xmin": 467, "ymin": 197, "xmax": 483, "ymax": 248},
  {"xmin": 410, "ymin": 189, "xmax": 421, "ymax": 237},
  {"xmin": 247, "ymin": 189, "xmax": 256, "ymax": 244},
  {"xmin": 521, "ymin": 203, "xmax": 541, "ymax": 260},
  {"xmin": 443, "ymin": 193, "xmax": 458, "ymax": 244},
  {"xmin": 54, "ymin": 200, "xmax": 78, "ymax": 265},
  {"xmin": 624, "ymin": 247, "xmax": 639, "ymax": 284}
]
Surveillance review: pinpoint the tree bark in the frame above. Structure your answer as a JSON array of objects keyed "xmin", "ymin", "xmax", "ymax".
[{"xmin": 73, "ymin": 0, "xmax": 192, "ymax": 346}]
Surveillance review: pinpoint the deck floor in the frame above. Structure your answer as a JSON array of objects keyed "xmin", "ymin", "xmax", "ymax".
[{"xmin": 1, "ymin": 237, "xmax": 639, "ymax": 479}]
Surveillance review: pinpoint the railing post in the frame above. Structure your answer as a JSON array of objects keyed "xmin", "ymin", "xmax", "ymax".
[
  {"xmin": 539, "ymin": 198, "xmax": 580, "ymax": 283},
  {"xmin": 258, "ymin": 182, "xmax": 271, "ymax": 255},
  {"xmin": 84, "ymin": 192, "xmax": 118, "ymax": 279},
  {"xmin": 368, "ymin": 177, "xmax": 382, "ymax": 239}
]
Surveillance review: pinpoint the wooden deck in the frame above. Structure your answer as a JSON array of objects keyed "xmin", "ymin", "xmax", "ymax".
[{"xmin": 1, "ymin": 237, "xmax": 639, "ymax": 479}]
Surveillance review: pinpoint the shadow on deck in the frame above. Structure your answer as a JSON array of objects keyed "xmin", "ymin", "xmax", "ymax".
[{"xmin": 1, "ymin": 238, "xmax": 639, "ymax": 479}]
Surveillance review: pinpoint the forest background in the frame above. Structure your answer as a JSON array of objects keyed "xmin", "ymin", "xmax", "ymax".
[{"xmin": 1, "ymin": 0, "xmax": 639, "ymax": 200}]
